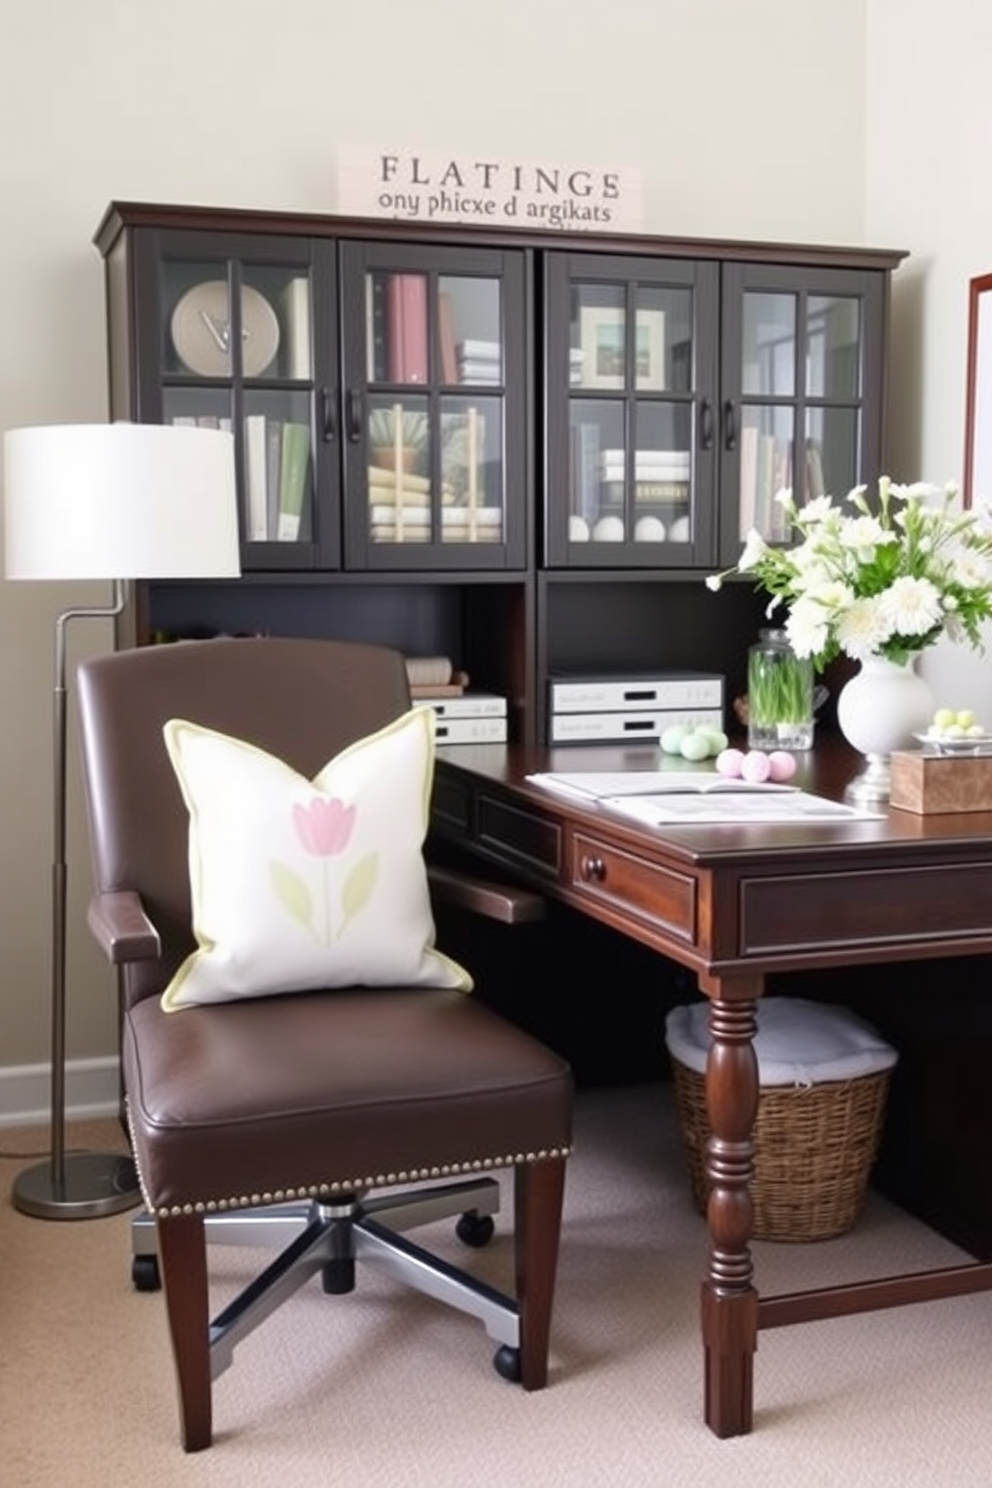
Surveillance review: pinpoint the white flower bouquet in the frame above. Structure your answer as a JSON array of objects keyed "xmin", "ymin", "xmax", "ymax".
[{"xmin": 707, "ymin": 477, "xmax": 992, "ymax": 670}]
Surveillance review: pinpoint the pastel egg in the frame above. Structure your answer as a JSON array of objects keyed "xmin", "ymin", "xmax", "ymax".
[
  {"xmin": 660, "ymin": 724, "xmax": 689, "ymax": 755},
  {"xmin": 740, "ymin": 749, "xmax": 771, "ymax": 783},
  {"xmin": 592, "ymin": 515, "xmax": 625, "ymax": 542},
  {"xmin": 767, "ymin": 750, "xmax": 798, "ymax": 782},
  {"xmin": 716, "ymin": 747, "xmax": 745, "ymax": 777},
  {"xmin": 699, "ymin": 727, "xmax": 729, "ymax": 755},
  {"xmin": 679, "ymin": 730, "xmax": 712, "ymax": 762}
]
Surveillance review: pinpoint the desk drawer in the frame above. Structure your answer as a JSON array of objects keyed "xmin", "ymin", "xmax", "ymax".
[{"xmin": 571, "ymin": 832, "xmax": 697, "ymax": 944}]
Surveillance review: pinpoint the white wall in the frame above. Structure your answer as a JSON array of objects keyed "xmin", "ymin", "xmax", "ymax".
[
  {"xmin": 0, "ymin": 0, "xmax": 879, "ymax": 1101},
  {"xmin": 864, "ymin": 0, "xmax": 992, "ymax": 707}
]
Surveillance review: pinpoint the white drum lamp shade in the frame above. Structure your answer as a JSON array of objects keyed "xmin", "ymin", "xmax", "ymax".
[{"xmin": 4, "ymin": 422, "xmax": 240, "ymax": 581}]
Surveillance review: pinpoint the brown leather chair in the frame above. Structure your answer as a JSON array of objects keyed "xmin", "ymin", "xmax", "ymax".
[{"xmin": 76, "ymin": 636, "xmax": 572, "ymax": 1452}]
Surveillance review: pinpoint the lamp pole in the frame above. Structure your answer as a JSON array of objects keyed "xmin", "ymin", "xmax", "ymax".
[{"xmin": 12, "ymin": 582, "xmax": 142, "ymax": 1218}]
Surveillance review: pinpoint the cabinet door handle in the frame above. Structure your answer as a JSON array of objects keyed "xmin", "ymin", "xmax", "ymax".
[
  {"xmin": 345, "ymin": 388, "xmax": 363, "ymax": 444},
  {"xmin": 321, "ymin": 387, "xmax": 337, "ymax": 444},
  {"xmin": 723, "ymin": 399, "xmax": 738, "ymax": 452},
  {"xmin": 700, "ymin": 398, "xmax": 714, "ymax": 451}
]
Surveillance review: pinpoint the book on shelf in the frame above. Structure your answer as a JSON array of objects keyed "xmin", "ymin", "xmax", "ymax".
[
  {"xmin": 775, "ymin": 443, "xmax": 793, "ymax": 541},
  {"xmin": 370, "ymin": 503, "xmax": 432, "ymax": 526},
  {"xmin": 600, "ymin": 448, "xmax": 690, "ymax": 475},
  {"xmin": 387, "ymin": 274, "xmax": 428, "ymax": 383},
  {"xmin": 244, "ymin": 414, "xmax": 268, "ymax": 542},
  {"xmin": 431, "ymin": 715, "xmax": 507, "ymax": 744},
  {"xmin": 739, "ymin": 423, "xmax": 759, "ymax": 538},
  {"xmin": 281, "ymin": 277, "xmax": 311, "ymax": 380},
  {"xmin": 371, "ymin": 523, "xmax": 431, "ymax": 544},
  {"xmin": 438, "ymin": 291, "xmax": 458, "ymax": 383},
  {"xmin": 368, "ymin": 465, "xmax": 444, "ymax": 502},
  {"xmin": 601, "ymin": 479, "xmax": 690, "ymax": 503},
  {"xmin": 805, "ymin": 440, "xmax": 826, "ymax": 500},
  {"xmin": 454, "ymin": 363, "xmax": 501, "ymax": 385},
  {"xmin": 265, "ymin": 419, "xmax": 283, "ymax": 539},
  {"xmin": 571, "ymin": 422, "xmax": 601, "ymax": 524},
  {"xmin": 276, "ymin": 421, "xmax": 311, "ymax": 541},
  {"xmin": 367, "ymin": 275, "xmax": 388, "ymax": 382},
  {"xmin": 172, "ymin": 415, "xmax": 232, "ymax": 432},
  {"xmin": 413, "ymin": 691, "xmax": 506, "ymax": 719},
  {"xmin": 456, "ymin": 338, "xmax": 500, "ymax": 362}
]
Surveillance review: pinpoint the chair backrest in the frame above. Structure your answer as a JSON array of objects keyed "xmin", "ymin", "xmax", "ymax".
[{"xmin": 76, "ymin": 636, "xmax": 411, "ymax": 1007}]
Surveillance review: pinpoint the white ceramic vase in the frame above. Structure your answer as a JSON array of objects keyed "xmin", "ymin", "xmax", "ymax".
[{"xmin": 836, "ymin": 654, "xmax": 934, "ymax": 802}]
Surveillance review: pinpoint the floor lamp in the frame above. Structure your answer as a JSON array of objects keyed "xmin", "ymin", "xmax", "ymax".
[{"xmin": 3, "ymin": 422, "xmax": 241, "ymax": 1219}]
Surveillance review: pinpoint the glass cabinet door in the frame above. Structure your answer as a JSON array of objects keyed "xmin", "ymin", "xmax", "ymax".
[
  {"xmin": 147, "ymin": 233, "xmax": 326, "ymax": 569},
  {"xmin": 545, "ymin": 254, "xmax": 719, "ymax": 568},
  {"xmin": 721, "ymin": 263, "xmax": 884, "ymax": 565},
  {"xmin": 340, "ymin": 244, "xmax": 526, "ymax": 571}
]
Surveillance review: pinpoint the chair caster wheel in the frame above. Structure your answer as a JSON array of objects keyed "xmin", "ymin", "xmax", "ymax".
[
  {"xmin": 493, "ymin": 1345, "xmax": 521, "ymax": 1383},
  {"xmin": 132, "ymin": 1254, "xmax": 161, "ymax": 1292},
  {"xmin": 456, "ymin": 1211, "xmax": 495, "ymax": 1247}
]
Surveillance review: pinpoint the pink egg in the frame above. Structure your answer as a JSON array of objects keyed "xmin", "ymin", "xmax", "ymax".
[
  {"xmin": 740, "ymin": 749, "xmax": 771, "ymax": 783},
  {"xmin": 767, "ymin": 750, "xmax": 798, "ymax": 782},
  {"xmin": 715, "ymin": 748, "xmax": 745, "ymax": 777}
]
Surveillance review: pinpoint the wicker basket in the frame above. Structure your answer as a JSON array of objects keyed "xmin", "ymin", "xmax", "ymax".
[{"xmin": 665, "ymin": 999, "xmax": 896, "ymax": 1243}]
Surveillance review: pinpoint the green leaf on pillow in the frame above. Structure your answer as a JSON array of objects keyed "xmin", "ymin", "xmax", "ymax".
[
  {"xmin": 340, "ymin": 851, "xmax": 378, "ymax": 928},
  {"xmin": 270, "ymin": 860, "xmax": 315, "ymax": 932}
]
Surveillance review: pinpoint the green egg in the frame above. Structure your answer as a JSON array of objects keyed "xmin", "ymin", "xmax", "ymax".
[
  {"xmin": 679, "ymin": 730, "xmax": 712, "ymax": 762},
  {"xmin": 660, "ymin": 724, "xmax": 689, "ymax": 755},
  {"xmin": 698, "ymin": 727, "xmax": 729, "ymax": 756}
]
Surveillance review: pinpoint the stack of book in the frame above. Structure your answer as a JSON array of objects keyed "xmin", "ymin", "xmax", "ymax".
[
  {"xmin": 404, "ymin": 655, "xmax": 507, "ymax": 742},
  {"xmin": 456, "ymin": 339, "xmax": 501, "ymax": 384},
  {"xmin": 369, "ymin": 466, "xmax": 454, "ymax": 544},
  {"xmin": 600, "ymin": 448, "xmax": 691, "ymax": 504}
]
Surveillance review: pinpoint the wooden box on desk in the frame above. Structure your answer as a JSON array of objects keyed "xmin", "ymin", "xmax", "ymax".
[{"xmin": 889, "ymin": 749, "xmax": 992, "ymax": 814}]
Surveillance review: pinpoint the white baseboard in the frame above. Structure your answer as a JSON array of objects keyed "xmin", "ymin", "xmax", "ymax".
[{"xmin": 0, "ymin": 1058, "xmax": 121, "ymax": 1128}]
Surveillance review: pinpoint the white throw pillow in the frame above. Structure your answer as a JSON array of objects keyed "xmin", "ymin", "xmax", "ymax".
[{"xmin": 161, "ymin": 707, "xmax": 471, "ymax": 1010}]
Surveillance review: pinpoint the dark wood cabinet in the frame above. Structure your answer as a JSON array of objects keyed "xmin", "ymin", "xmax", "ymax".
[{"xmin": 94, "ymin": 202, "xmax": 904, "ymax": 746}]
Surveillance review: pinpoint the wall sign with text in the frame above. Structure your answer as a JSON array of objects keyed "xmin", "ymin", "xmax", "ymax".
[{"xmin": 336, "ymin": 147, "xmax": 645, "ymax": 234}]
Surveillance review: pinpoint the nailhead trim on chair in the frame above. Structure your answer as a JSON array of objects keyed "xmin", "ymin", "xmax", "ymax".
[{"xmin": 125, "ymin": 1105, "xmax": 571, "ymax": 1219}]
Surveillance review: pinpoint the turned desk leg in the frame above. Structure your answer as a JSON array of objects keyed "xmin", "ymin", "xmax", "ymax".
[{"xmin": 698, "ymin": 979, "xmax": 761, "ymax": 1437}]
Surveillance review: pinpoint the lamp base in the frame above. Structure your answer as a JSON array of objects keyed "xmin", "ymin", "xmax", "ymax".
[{"xmin": 12, "ymin": 1151, "xmax": 141, "ymax": 1220}]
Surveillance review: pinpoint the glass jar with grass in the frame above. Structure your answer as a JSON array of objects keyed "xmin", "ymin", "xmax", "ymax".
[{"xmin": 747, "ymin": 627, "xmax": 815, "ymax": 751}]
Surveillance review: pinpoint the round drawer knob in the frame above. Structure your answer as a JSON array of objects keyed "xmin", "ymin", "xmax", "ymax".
[{"xmin": 580, "ymin": 854, "xmax": 606, "ymax": 882}]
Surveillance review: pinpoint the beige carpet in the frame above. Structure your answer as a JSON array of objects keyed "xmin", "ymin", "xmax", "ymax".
[{"xmin": 2, "ymin": 1083, "xmax": 990, "ymax": 1487}]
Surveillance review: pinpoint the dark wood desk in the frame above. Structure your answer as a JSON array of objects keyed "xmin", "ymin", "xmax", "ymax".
[{"xmin": 430, "ymin": 738, "xmax": 992, "ymax": 1437}]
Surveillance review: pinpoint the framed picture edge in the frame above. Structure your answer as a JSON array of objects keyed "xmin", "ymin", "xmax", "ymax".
[{"xmin": 963, "ymin": 270, "xmax": 992, "ymax": 507}]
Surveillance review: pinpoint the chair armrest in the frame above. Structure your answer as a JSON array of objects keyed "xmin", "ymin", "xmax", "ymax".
[
  {"xmin": 87, "ymin": 891, "xmax": 162, "ymax": 965},
  {"xmin": 427, "ymin": 864, "xmax": 545, "ymax": 925}
]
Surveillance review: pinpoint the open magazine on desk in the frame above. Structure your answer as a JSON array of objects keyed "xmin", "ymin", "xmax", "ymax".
[{"xmin": 525, "ymin": 771, "xmax": 884, "ymax": 823}]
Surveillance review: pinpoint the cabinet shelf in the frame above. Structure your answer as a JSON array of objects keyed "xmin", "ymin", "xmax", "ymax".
[{"xmin": 95, "ymin": 202, "xmax": 905, "ymax": 747}]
